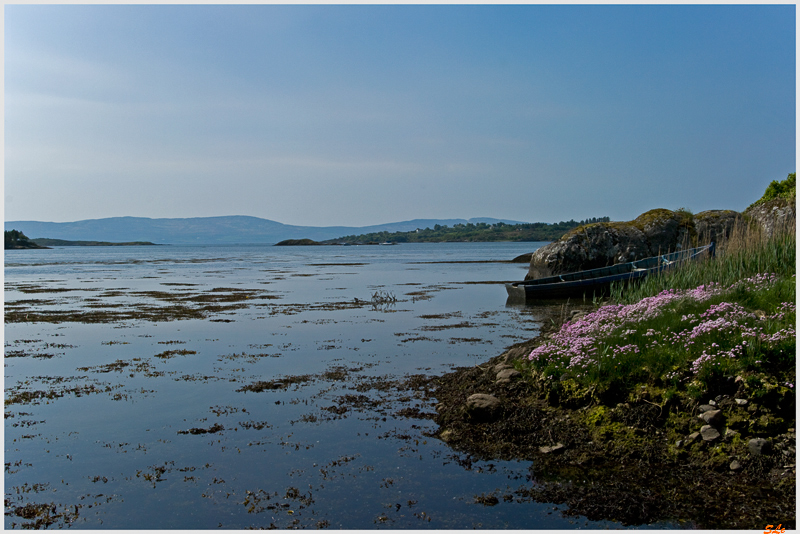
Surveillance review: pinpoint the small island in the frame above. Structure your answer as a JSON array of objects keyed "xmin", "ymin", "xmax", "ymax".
[
  {"xmin": 273, "ymin": 239, "xmax": 325, "ymax": 246},
  {"xmin": 4, "ymin": 230, "xmax": 49, "ymax": 249}
]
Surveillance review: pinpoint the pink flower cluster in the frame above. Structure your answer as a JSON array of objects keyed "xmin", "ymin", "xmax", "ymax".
[{"xmin": 528, "ymin": 274, "xmax": 795, "ymax": 380}]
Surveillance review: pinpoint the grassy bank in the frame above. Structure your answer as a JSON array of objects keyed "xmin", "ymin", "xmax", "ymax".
[{"xmin": 523, "ymin": 218, "xmax": 795, "ymax": 408}]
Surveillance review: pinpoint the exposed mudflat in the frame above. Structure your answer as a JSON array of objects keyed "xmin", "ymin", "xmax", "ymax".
[{"xmin": 9, "ymin": 243, "xmax": 791, "ymax": 529}]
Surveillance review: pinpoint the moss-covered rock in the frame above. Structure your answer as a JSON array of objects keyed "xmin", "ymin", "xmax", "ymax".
[{"xmin": 526, "ymin": 208, "xmax": 737, "ymax": 279}]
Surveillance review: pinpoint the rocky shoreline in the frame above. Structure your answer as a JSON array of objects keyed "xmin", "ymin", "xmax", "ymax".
[{"xmin": 427, "ymin": 305, "xmax": 796, "ymax": 529}]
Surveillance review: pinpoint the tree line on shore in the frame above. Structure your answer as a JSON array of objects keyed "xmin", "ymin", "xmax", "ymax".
[
  {"xmin": 4, "ymin": 230, "xmax": 47, "ymax": 249},
  {"xmin": 324, "ymin": 217, "xmax": 611, "ymax": 244}
]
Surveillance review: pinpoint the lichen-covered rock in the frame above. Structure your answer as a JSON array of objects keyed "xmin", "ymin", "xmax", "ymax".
[
  {"xmin": 743, "ymin": 197, "xmax": 796, "ymax": 238},
  {"xmin": 694, "ymin": 210, "xmax": 740, "ymax": 244},
  {"xmin": 526, "ymin": 208, "xmax": 737, "ymax": 279}
]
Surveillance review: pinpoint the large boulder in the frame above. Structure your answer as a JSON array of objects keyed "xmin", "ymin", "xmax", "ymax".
[
  {"xmin": 743, "ymin": 198, "xmax": 796, "ymax": 238},
  {"xmin": 526, "ymin": 209, "xmax": 737, "ymax": 280},
  {"xmin": 694, "ymin": 210, "xmax": 740, "ymax": 244}
]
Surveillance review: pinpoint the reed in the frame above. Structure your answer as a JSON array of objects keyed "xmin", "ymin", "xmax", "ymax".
[{"xmin": 610, "ymin": 216, "xmax": 796, "ymax": 304}]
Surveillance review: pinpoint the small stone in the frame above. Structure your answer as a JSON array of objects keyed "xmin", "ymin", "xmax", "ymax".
[
  {"xmin": 440, "ymin": 429, "xmax": 454, "ymax": 442},
  {"xmin": 539, "ymin": 443, "xmax": 565, "ymax": 454},
  {"xmin": 735, "ymin": 376, "xmax": 744, "ymax": 384},
  {"xmin": 465, "ymin": 393, "xmax": 501, "ymax": 422},
  {"xmin": 708, "ymin": 399, "xmax": 717, "ymax": 407},
  {"xmin": 493, "ymin": 363, "xmax": 512, "ymax": 374},
  {"xmin": 700, "ymin": 425, "xmax": 721, "ymax": 441},
  {"xmin": 730, "ymin": 460, "xmax": 742, "ymax": 471},
  {"xmin": 698, "ymin": 409, "xmax": 725, "ymax": 427},
  {"xmin": 748, "ymin": 438, "xmax": 772, "ymax": 456},
  {"xmin": 686, "ymin": 432, "xmax": 701, "ymax": 443},
  {"xmin": 698, "ymin": 404, "xmax": 716, "ymax": 413},
  {"xmin": 675, "ymin": 440, "xmax": 684, "ymax": 448},
  {"xmin": 723, "ymin": 428, "xmax": 739, "ymax": 442},
  {"xmin": 734, "ymin": 398, "xmax": 749, "ymax": 406},
  {"xmin": 496, "ymin": 368, "xmax": 521, "ymax": 381}
]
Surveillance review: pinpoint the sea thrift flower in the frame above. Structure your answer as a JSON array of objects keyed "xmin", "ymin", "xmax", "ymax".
[{"xmin": 528, "ymin": 273, "xmax": 794, "ymax": 382}]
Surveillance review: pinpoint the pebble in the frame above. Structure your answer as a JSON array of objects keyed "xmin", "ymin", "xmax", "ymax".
[
  {"xmin": 723, "ymin": 428, "xmax": 739, "ymax": 442},
  {"xmin": 493, "ymin": 363, "xmax": 512, "ymax": 374},
  {"xmin": 734, "ymin": 398, "xmax": 749, "ymax": 406},
  {"xmin": 700, "ymin": 425, "xmax": 721, "ymax": 441},
  {"xmin": 730, "ymin": 460, "xmax": 742, "ymax": 471},
  {"xmin": 539, "ymin": 443, "xmax": 565, "ymax": 454},
  {"xmin": 698, "ymin": 409, "xmax": 725, "ymax": 427},
  {"xmin": 496, "ymin": 368, "xmax": 521, "ymax": 382}
]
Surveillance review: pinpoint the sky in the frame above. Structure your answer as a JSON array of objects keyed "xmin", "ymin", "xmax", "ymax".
[{"xmin": 4, "ymin": 4, "xmax": 796, "ymax": 227}]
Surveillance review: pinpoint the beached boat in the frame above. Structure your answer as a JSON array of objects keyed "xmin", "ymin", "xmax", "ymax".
[{"xmin": 506, "ymin": 243, "xmax": 715, "ymax": 301}]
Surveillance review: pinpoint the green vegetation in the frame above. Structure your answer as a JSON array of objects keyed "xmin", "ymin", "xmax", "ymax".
[
  {"xmin": 5, "ymin": 230, "xmax": 47, "ymax": 249},
  {"xmin": 522, "ymin": 218, "xmax": 795, "ymax": 408},
  {"xmin": 748, "ymin": 172, "xmax": 795, "ymax": 209},
  {"xmin": 517, "ymin": 176, "xmax": 797, "ymax": 476},
  {"xmin": 274, "ymin": 239, "xmax": 324, "ymax": 246},
  {"xmin": 326, "ymin": 217, "xmax": 610, "ymax": 244}
]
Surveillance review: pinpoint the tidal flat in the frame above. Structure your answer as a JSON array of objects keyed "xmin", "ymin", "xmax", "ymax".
[{"xmin": 4, "ymin": 242, "xmax": 637, "ymax": 529}]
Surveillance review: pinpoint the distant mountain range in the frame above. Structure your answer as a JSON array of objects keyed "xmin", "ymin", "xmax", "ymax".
[{"xmin": 4, "ymin": 216, "xmax": 530, "ymax": 245}]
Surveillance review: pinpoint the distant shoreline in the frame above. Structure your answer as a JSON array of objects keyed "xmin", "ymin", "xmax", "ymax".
[{"xmin": 32, "ymin": 238, "xmax": 161, "ymax": 247}]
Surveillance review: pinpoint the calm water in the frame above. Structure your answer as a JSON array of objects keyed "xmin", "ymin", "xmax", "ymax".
[{"xmin": 5, "ymin": 242, "xmax": 625, "ymax": 529}]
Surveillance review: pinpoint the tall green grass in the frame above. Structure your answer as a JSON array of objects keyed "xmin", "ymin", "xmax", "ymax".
[{"xmin": 611, "ymin": 218, "xmax": 796, "ymax": 304}]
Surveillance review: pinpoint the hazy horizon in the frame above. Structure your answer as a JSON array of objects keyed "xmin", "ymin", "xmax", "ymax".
[{"xmin": 5, "ymin": 5, "xmax": 795, "ymax": 227}]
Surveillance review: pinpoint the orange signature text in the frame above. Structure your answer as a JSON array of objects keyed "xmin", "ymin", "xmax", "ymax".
[{"xmin": 765, "ymin": 525, "xmax": 786, "ymax": 534}]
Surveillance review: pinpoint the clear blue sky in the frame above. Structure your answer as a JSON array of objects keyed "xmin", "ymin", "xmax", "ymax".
[{"xmin": 5, "ymin": 4, "xmax": 796, "ymax": 227}]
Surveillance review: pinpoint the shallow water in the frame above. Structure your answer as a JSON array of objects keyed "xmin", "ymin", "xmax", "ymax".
[{"xmin": 5, "ymin": 242, "xmax": 627, "ymax": 529}]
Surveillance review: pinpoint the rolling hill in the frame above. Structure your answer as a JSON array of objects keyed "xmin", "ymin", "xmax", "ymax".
[{"xmin": 4, "ymin": 216, "xmax": 529, "ymax": 245}]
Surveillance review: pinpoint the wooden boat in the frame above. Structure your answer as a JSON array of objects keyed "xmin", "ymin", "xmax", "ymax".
[{"xmin": 506, "ymin": 243, "xmax": 715, "ymax": 301}]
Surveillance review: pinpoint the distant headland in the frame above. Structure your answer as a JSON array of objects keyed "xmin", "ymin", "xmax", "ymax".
[
  {"xmin": 31, "ymin": 238, "xmax": 160, "ymax": 247},
  {"xmin": 4, "ymin": 230, "xmax": 159, "ymax": 249}
]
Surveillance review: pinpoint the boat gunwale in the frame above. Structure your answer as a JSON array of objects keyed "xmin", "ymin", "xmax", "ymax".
[{"xmin": 506, "ymin": 243, "xmax": 714, "ymax": 300}]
